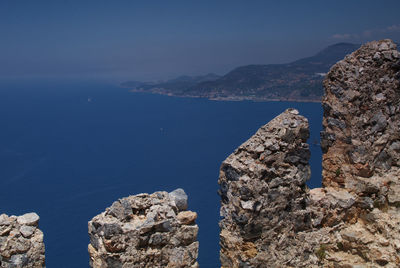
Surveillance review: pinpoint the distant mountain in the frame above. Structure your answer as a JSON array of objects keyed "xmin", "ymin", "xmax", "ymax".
[{"xmin": 122, "ymin": 43, "xmax": 360, "ymax": 102}]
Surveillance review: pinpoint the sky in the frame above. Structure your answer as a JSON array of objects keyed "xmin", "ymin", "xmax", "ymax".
[{"xmin": 1, "ymin": 0, "xmax": 400, "ymax": 82}]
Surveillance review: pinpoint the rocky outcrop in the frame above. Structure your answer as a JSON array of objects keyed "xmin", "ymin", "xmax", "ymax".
[
  {"xmin": 0, "ymin": 213, "xmax": 45, "ymax": 267},
  {"xmin": 219, "ymin": 39, "xmax": 400, "ymax": 267},
  {"xmin": 88, "ymin": 189, "xmax": 199, "ymax": 268}
]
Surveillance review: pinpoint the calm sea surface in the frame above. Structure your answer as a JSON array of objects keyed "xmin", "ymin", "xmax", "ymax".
[{"xmin": 0, "ymin": 80, "xmax": 322, "ymax": 267}]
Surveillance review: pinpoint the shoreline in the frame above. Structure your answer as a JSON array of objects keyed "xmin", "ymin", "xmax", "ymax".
[{"xmin": 126, "ymin": 88, "xmax": 322, "ymax": 103}]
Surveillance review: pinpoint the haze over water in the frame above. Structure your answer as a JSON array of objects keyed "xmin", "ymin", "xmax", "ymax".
[{"xmin": 1, "ymin": 1, "xmax": 399, "ymax": 81}]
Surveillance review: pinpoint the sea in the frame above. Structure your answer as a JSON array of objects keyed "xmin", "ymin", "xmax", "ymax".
[{"xmin": 0, "ymin": 79, "xmax": 322, "ymax": 267}]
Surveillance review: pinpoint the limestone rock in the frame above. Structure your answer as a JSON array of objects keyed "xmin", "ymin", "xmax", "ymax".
[
  {"xmin": 177, "ymin": 211, "xmax": 197, "ymax": 225},
  {"xmin": 169, "ymin": 188, "xmax": 188, "ymax": 212},
  {"xmin": 0, "ymin": 213, "xmax": 45, "ymax": 267},
  {"xmin": 17, "ymin": 213, "xmax": 40, "ymax": 226},
  {"xmin": 88, "ymin": 189, "xmax": 199, "ymax": 268}
]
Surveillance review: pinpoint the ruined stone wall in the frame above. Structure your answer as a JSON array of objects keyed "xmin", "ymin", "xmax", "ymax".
[
  {"xmin": 321, "ymin": 39, "xmax": 400, "ymax": 189},
  {"xmin": 0, "ymin": 190, "xmax": 199, "ymax": 268},
  {"xmin": 0, "ymin": 213, "xmax": 45, "ymax": 268},
  {"xmin": 218, "ymin": 108, "xmax": 314, "ymax": 267},
  {"xmin": 316, "ymin": 39, "xmax": 400, "ymax": 267},
  {"xmin": 219, "ymin": 39, "xmax": 400, "ymax": 267},
  {"xmin": 88, "ymin": 189, "xmax": 199, "ymax": 268}
]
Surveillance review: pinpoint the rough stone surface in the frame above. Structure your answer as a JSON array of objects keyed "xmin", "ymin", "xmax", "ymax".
[
  {"xmin": 218, "ymin": 108, "xmax": 313, "ymax": 267},
  {"xmin": 0, "ymin": 213, "xmax": 45, "ymax": 267},
  {"xmin": 169, "ymin": 188, "xmax": 188, "ymax": 212},
  {"xmin": 321, "ymin": 39, "xmax": 400, "ymax": 188},
  {"xmin": 219, "ymin": 40, "xmax": 400, "ymax": 267},
  {"xmin": 316, "ymin": 39, "xmax": 400, "ymax": 268},
  {"xmin": 88, "ymin": 189, "xmax": 199, "ymax": 268},
  {"xmin": 17, "ymin": 213, "xmax": 40, "ymax": 227}
]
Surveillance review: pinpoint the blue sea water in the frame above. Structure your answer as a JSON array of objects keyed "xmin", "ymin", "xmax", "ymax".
[{"xmin": 0, "ymin": 80, "xmax": 322, "ymax": 267}]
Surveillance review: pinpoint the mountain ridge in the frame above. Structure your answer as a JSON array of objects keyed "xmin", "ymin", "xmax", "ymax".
[{"xmin": 122, "ymin": 42, "xmax": 360, "ymax": 102}]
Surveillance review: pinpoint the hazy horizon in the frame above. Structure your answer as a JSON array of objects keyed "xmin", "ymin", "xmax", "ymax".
[{"xmin": 1, "ymin": 1, "xmax": 400, "ymax": 82}]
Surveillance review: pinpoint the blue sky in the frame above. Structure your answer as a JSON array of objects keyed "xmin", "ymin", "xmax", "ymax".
[{"xmin": 1, "ymin": 0, "xmax": 400, "ymax": 81}]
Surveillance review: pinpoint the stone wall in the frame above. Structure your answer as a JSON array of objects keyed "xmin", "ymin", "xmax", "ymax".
[
  {"xmin": 219, "ymin": 39, "xmax": 400, "ymax": 267},
  {"xmin": 218, "ymin": 108, "xmax": 314, "ymax": 267},
  {"xmin": 0, "ymin": 213, "xmax": 45, "ymax": 268},
  {"xmin": 321, "ymin": 39, "xmax": 400, "ymax": 189},
  {"xmin": 88, "ymin": 189, "xmax": 199, "ymax": 268}
]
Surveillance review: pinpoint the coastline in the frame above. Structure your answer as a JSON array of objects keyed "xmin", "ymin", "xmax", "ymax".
[{"xmin": 126, "ymin": 88, "xmax": 322, "ymax": 103}]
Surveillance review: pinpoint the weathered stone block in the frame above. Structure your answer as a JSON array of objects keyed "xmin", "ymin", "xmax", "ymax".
[
  {"xmin": 88, "ymin": 189, "xmax": 198, "ymax": 268},
  {"xmin": 0, "ymin": 213, "xmax": 45, "ymax": 267}
]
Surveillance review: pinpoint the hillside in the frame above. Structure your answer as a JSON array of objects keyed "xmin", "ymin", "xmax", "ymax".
[{"xmin": 122, "ymin": 43, "xmax": 360, "ymax": 102}]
